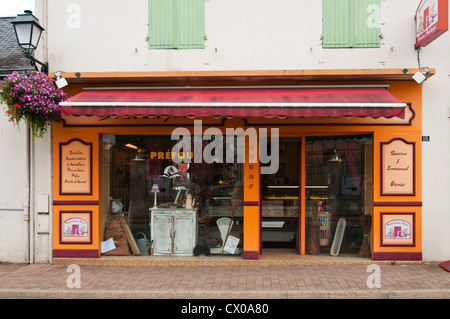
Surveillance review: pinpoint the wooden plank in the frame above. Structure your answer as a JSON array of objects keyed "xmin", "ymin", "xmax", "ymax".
[{"xmin": 118, "ymin": 212, "xmax": 141, "ymax": 256}]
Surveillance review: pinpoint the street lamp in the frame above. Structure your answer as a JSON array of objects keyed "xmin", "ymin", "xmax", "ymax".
[{"xmin": 11, "ymin": 10, "xmax": 48, "ymax": 74}]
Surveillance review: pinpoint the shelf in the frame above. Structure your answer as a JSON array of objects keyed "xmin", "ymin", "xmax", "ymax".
[
  {"xmin": 265, "ymin": 186, "xmax": 299, "ymax": 189},
  {"xmin": 262, "ymin": 215, "xmax": 298, "ymax": 219},
  {"xmin": 305, "ymin": 186, "xmax": 329, "ymax": 189},
  {"xmin": 264, "ymin": 196, "xmax": 299, "ymax": 200}
]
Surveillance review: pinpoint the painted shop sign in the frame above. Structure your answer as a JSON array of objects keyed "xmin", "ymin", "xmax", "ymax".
[
  {"xmin": 59, "ymin": 210, "xmax": 92, "ymax": 244},
  {"xmin": 60, "ymin": 138, "xmax": 93, "ymax": 195},
  {"xmin": 381, "ymin": 212, "xmax": 415, "ymax": 246},
  {"xmin": 415, "ymin": 0, "xmax": 448, "ymax": 47},
  {"xmin": 381, "ymin": 138, "xmax": 415, "ymax": 196}
]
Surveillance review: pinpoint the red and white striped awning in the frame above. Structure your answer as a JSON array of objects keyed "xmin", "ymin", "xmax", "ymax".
[{"xmin": 60, "ymin": 86, "xmax": 407, "ymax": 119}]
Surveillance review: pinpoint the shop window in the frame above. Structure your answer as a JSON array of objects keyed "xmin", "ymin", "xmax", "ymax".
[
  {"xmin": 322, "ymin": 0, "xmax": 381, "ymax": 48},
  {"xmin": 101, "ymin": 135, "xmax": 243, "ymax": 256},
  {"xmin": 148, "ymin": 0, "xmax": 205, "ymax": 49},
  {"xmin": 305, "ymin": 135, "xmax": 373, "ymax": 257}
]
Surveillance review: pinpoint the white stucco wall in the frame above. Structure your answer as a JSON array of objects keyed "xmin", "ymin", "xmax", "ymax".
[
  {"xmin": 0, "ymin": 103, "xmax": 28, "ymax": 263},
  {"xmin": 0, "ymin": 108, "xmax": 53, "ymax": 263},
  {"xmin": 48, "ymin": 0, "xmax": 423, "ymax": 72},
  {"xmin": 419, "ymin": 37, "xmax": 450, "ymax": 262}
]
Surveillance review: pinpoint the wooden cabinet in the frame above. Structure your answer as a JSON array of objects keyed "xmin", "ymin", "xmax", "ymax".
[{"xmin": 150, "ymin": 208, "xmax": 197, "ymax": 256}]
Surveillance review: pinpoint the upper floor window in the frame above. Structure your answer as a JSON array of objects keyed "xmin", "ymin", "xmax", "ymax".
[
  {"xmin": 322, "ymin": 0, "xmax": 381, "ymax": 48},
  {"xmin": 148, "ymin": 0, "xmax": 205, "ymax": 49}
]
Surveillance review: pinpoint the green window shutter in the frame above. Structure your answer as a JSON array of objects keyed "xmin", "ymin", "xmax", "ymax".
[
  {"xmin": 322, "ymin": 0, "xmax": 380, "ymax": 48},
  {"xmin": 353, "ymin": 0, "xmax": 381, "ymax": 48},
  {"xmin": 148, "ymin": 0, "xmax": 175, "ymax": 49},
  {"xmin": 177, "ymin": 0, "xmax": 205, "ymax": 49},
  {"xmin": 322, "ymin": 0, "xmax": 352, "ymax": 48},
  {"xmin": 148, "ymin": 0, "xmax": 205, "ymax": 49}
]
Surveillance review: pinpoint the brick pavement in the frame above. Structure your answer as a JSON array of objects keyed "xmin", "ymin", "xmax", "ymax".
[{"xmin": 0, "ymin": 261, "xmax": 449, "ymax": 299}]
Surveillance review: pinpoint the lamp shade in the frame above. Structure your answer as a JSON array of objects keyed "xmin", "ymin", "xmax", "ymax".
[
  {"xmin": 132, "ymin": 149, "xmax": 147, "ymax": 161},
  {"xmin": 151, "ymin": 184, "xmax": 160, "ymax": 193},
  {"xmin": 328, "ymin": 149, "xmax": 341, "ymax": 162},
  {"xmin": 11, "ymin": 10, "xmax": 44, "ymax": 55}
]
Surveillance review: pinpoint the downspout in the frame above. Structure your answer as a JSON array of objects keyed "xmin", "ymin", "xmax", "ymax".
[{"xmin": 23, "ymin": 122, "xmax": 31, "ymax": 263}]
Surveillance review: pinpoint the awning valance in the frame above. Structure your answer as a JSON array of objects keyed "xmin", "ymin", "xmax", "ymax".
[{"xmin": 60, "ymin": 87, "xmax": 407, "ymax": 119}]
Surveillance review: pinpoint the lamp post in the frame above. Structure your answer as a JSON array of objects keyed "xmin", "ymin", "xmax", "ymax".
[{"xmin": 11, "ymin": 10, "xmax": 48, "ymax": 74}]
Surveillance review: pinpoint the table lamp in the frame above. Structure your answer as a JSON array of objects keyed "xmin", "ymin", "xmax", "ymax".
[{"xmin": 151, "ymin": 184, "xmax": 160, "ymax": 209}]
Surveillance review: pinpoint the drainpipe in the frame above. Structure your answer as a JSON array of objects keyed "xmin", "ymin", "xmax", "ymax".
[{"xmin": 23, "ymin": 122, "xmax": 31, "ymax": 263}]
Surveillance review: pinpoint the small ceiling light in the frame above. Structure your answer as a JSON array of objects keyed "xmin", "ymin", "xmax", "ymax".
[
  {"xmin": 11, "ymin": 10, "xmax": 48, "ymax": 74},
  {"xmin": 125, "ymin": 143, "xmax": 139, "ymax": 149},
  {"xmin": 328, "ymin": 149, "xmax": 341, "ymax": 162},
  {"xmin": 133, "ymin": 149, "xmax": 147, "ymax": 161}
]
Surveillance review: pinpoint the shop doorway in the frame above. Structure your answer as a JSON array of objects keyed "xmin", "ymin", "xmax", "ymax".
[
  {"xmin": 305, "ymin": 135, "xmax": 373, "ymax": 257},
  {"xmin": 261, "ymin": 140, "xmax": 300, "ymax": 251}
]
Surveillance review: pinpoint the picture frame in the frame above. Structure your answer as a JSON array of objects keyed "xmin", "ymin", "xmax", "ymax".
[
  {"xmin": 59, "ymin": 210, "xmax": 93, "ymax": 244},
  {"xmin": 60, "ymin": 138, "xmax": 93, "ymax": 195},
  {"xmin": 380, "ymin": 211, "xmax": 416, "ymax": 246},
  {"xmin": 380, "ymin": 138, "xmax": 416, "ymax": 196}
]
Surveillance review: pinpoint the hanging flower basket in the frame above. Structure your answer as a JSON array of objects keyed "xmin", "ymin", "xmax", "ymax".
[{"xmin": 0, "ymin": 71, "xmax": 68, "ymax": 138}]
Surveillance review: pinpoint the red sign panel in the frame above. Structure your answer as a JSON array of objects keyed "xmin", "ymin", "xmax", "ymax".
[{"xmin": 415, "ymin": 0, "xmax": 448, "ymax": 47}]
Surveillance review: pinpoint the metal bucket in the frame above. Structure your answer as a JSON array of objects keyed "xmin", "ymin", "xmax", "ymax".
[{"xmin": 135, "ymin": 232, "xmax": 150, "ymax": 255}]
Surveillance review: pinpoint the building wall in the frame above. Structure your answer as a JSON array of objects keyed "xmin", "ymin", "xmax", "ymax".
[
  {"xmin": 47, "ymin": 0, "xmax": 424, "ymax": 72},
  {"xmin": 0, "ymin": 107, "xmax": 28, "ymax": 262},
  {"xmin": 42, "ymin": 0, "xmax": 450, "ymax": 261},
  {"xmin": 420, "ymin": 41, "xmax": 450, "ymax": 261},
  {"xmin": 0, "ymin": 101, "xmax": 53, "ymax": 263}
]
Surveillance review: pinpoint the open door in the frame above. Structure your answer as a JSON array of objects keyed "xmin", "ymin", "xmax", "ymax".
[{"xmin": 261, "ymin": 140, "xmax": 301, "ymax": 252}]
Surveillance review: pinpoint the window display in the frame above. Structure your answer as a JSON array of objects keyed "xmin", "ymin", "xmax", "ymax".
[{"xmin": 101, "ymin": 135, "xmax": 243, "ymax": 256}]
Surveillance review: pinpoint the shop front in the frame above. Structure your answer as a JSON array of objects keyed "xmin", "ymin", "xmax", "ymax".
[{"xmin": 52, "ymin": 75, "xmax": 423, "ymax": 261}]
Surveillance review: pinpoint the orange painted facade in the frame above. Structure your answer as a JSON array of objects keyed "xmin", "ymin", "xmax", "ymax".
[{"xmin": 52, "ymin": 79, "xmax": 423, "ymax": 261}]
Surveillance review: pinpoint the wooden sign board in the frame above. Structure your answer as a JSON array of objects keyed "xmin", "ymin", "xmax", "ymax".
[
  {"xmin": 381, "ymin": 138, "xmax": 416, "ymax": 196},
  {"xmin": 60, "ymin": 139, "xmax": 92, "ymax": 195},
  {"xmin": 381, "ymin": 212, "xmax": 415, "ymax": 246},
  {"xmin": 60, "ymin": 210, "xmax": 92, "ymax": 244}
]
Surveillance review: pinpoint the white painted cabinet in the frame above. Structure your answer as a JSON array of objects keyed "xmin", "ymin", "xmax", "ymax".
[{"xmin": 150, "ymin": 208, "xmax": 197, "ymax": 256}]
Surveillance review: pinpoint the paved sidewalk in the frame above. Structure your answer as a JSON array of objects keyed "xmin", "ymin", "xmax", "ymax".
[{"xmin": 0, "ymin": 261, "xmax": 449, "ymax": 300}]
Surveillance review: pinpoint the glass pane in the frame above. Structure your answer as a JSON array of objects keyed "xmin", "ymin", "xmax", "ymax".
[
  {"xmin": 305, "ymin": 135, "xmax": 372, "ymax": 256},
  {"xmin": 101, "ymin": 134, "xmax": 243, "ymax": 256},
  {"xmin": 14, "ymin": 23, "xmax": 32, "ymax": 47}
]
